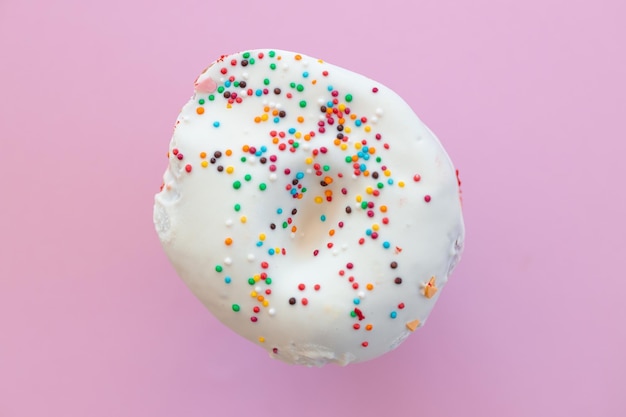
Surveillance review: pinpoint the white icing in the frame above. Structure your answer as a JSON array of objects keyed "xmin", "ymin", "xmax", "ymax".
[{"xmin": 154, "ymin": 49, "xmax": 465, "ymax": 366}]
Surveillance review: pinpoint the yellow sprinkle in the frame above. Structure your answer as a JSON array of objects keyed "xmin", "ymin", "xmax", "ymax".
[
  {"xmin": 226, "ymin": 103, "xmax": 232, "ymax": 109},
  {"xmin": 354, "ymin": 142, "xmax": 362, "ymax": 150},
  {"xmin": 398, "ymin": 181, "xmax": 405, "ymax": 187},
  {"xmin": 295, "ymin": 132, "xmax": 302, "ymax": 139},
  {"xmin": 250, "ymin": 291, "xmax": 257, "ymax": 297},
  {"xmin": 372, "ymin": 223, "xmax": 380, "ymax": 231},
  {"xmin": 226, "ymin": 166, "xmax": 234, "ymax": 174},
  {"xmin": 340, "ymin": 143, "xmax": 347, "ymax": 150},
  {"xmin": 305, "ymin": 157, "xmax": 313, "ymax": 164},
  {"xmin": 240, "ymin": 216, "xmax": 247, "ymax": 223},
  {"xmin": 356, "ymin": 195, "xmax": 362, "ymax": 202},
  {"xmin": 314, "ymin": 196, "xmax": 323, "ymax": 204},
  {"xmin": 259, "ymin": 337, "xmax": 265, "ymax": 343},
  {"xmin": 384, "ymin": 169, "xmax": 391, "ymax": 176},
  {"xmin": 201, "ymin": 160, "xmax": 208, "ymax": 168},
  {"xmin": 224, "ymin": 237, "xmax": 233, "ymax": 245},
  {"xmin": 262, "ymin": 300, "xmax": 269, "ymax": 307},
  {"xmin": 364, "ymin": 125, "xmax": 371, "ymax": 132},
  {"xmin": 254, "ymin": 274, "xmax": 260, "ymax": 281},
  {"xmin": 259, "ymin": 233, "xmax": 266, "ymax": 241},
  {"xmin": 345, "ymin": 127, "xmax": 351, "ymax": 133},
  {"xmin": 338, "ymin": 104, "xmax": 346, "ymax": 111},
  {"xmin": 366, "ymin": 187, "xmax": 373, "ymax": 194},
  {"xmin": 261, "ymin": 113, "xmax": 268, "ymax": 121}
]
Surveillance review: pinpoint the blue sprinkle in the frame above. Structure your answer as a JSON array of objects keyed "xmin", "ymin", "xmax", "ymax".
[
  {"xmin": 302, "ymin": 71, "xmax": 309, "ymax": 78},
  {"xmin": 326, "ymin": 101, "xmax": 334, "ymax": 107},
  {"xmin": 276, "ymin": 208, "xmax": 283, "ymax": 214},
  {"xmin": 256, "ymin": 241, "xmax": 263, "ymax": 247},
  {"xmin": 390, "ymin": 311, "xmax": 397, "ymax": 319},
  {"xmin": 353, "ymin": 298, "xmax": 361, "ymax": 305},
  {"xmin": 363, "ymin": 154, "xmax": 370, "ymax": 161},
  {"xmin": 213, "ymin": 121, "xmax": 220, "ymax": 127},
  {"xmin": 224, "ymin": 276, "xmax": 231, "ymax": 284},
  {"xmin": 383, "ymin": 241, "xmax": 390, "ymax": 249},
  {"xmin": 290, "ymin": 188, "xmax": 297, "ymax": 195},
  {"xmin": 273, "ymin": 117, "xmax": 280, "ymax": 123},
  {"xmin": 355, "ymin": 120, "xmax": 362, "ymax": 127},
  {"xmin": 365, "ymin": 229, "xmax": 372, "ymax": 236},
  {"xmin": 320, "ymin": 215, "xmax": 326, "ymax": 222},
  {"xmin": 268, "ymin": 248, "xmax": 275, "ymax": 255},
  {"xmin": 288, "ymin": 127, "xmax": 296, "ymax": 134},
  {"xmin": 296, "ymin": 172, "xmax": 304, "ymax": 179},
  {"xmin": 357, "ymin": 151, "xmax": 364, "ymax": 158},
  {"xmin": 260, "ymin": 146, "xmax": 267, "ymax": 153},
  {"xmin": 362, "ymin": 146, "xmax": 369, "ymax": 152},
  {"xmin": 360, "ymin": 163, "xmax": 367, "ymax": 172},
  {"xmin": 327, "ymin": 85, "xmax": 333, "ymax": 91},
  {"xmin": 255, "ymin": 89, "xmax": 263, "ymax": 96},
  {"xmin": 224, "ymin": 80, "xmax": 231, "ymax": 87},
  {"xmin": 387, "ymin": 179, "xmax": 394, "ymax": 185}
]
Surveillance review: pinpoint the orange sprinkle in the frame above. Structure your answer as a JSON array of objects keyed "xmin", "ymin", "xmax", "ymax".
[
  {"xmin": 350, "ymin": 114, "xmax": 357, "ymax": 120},
  {"xmin": 312, "ymin": 79, "xmax": 317, "ymax": 84},
  {"xmin": 225, "ymin": 149, "xmax": 232, "ymax": 156},
  {"xmin": 369, "ymin": 147, "xmax": 376, "ymax": 154},
  {"xmin": 272, "ymin": 109, "xmax": 279, "ymax": 116},
  {"xmin": 297, "ymin": 116, "xmax": 304, "ymax": 123},
  {"xmin": 324, "ymin": 176, "xmax": 333, "ymax": 184},
  {"xmin": 200, "ymin": 152, "xmax": 207, "ymax": 158},
  {"xmin": 365, "ymin": 324, "xmax": 373, "ymax": 331},
  {"xmin": 291, "ymin": 226, "xmax": 297, "ymax": 233},
  {"xmin": 295, "ymin": 54, "xmax": 302, "ymax": 60},
  {"xmin": 380, "ymin": 205, "xmax": 388, "ymax": 212},
  {"xmin": 224, "ymin": 237, "xmax": 233, "ymax": 245},
  {"xmin": 424, "ymin": 277, "xmax": 438, "ymax": 299},
  {"xmin": 254, "ymin": 116, "xmax": 261, "ymax": 123},
  {"xmin": 272, "ymin": 137, "xmax": 279, "ymax": 144},
  {"xmin": 257, "ymin": 295, "xmax": 265, "ymax": 302},
  {"xmin": 196, "ymin": 107, "xmax": 204, "ymax": 114},
  {"xmin": 406, "ymin": 320, "xmax": 421, "ymax": 332},
  {"xmin": 242, "ymin": 145, "xmax": 250, "ymax": 152},
  {"xmin": 366, "ymin": 283, "xmax": 374, "ymax": 290},
  {"xmin": 324, "ymin": 190, "xmax": 332, "ymax": 197},
  {"xmin": 329, "ymin": 229, "xmax": 335, "ymax": 236},
  {"xmin": 264, "ymin": 106, "xmax": 270, "ymax": 113}
]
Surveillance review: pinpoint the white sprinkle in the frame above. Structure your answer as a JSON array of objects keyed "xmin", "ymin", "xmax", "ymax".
[
  {"xmin": 269, "ymin": 173, "xmax": 277, "ymax": 181},
  {"xmin": 358, "ymin": 291, "xmax": 365, "ymax": 299},
  {"xmin": 247, "ymin": 254, "xmax": 255, "ymax": 261},
  {"xmin": 224, "ymin": 257, "xmax": 232, "ymax": 265},
  {"xmin": 269, "ymin": 308, "xmax": 276, "ymax": 316},
  {"xmin": 375, "ymin": 108, "xmax": 384, "ymax": 116},
  {"xmin": 242, "ymin": 72, "xmax": 249, "ymax": 79},
  {"xmin": 225, "ymin": 219, "xmax": 233, "ymax": 227}
]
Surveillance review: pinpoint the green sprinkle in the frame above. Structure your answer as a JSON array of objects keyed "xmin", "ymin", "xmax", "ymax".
[
  {"xmin": 217, "ymin": 86, "xmax": 224, "ymax": 93},
  {"xmin": 345, "ymin": 94, "xmax": 353, "ymax": 102},
  {"xmin": 244, "ymin": 174, "xmax": 252, "ymax": 181},
  {"xmin": 215, "ymin": 265, "xmax": 223, "ymax": 272},
  {"xmin": 296, "ymin": 84, "xmax": 304, "ymax": 92},
  {"xmin": 292, "ymin": 142, "xmax": 299, "ymax": 148},
  {"xmin": 323, "ymin": 165, "xmax": 330, "ymax": 171},
  {"xmin": 290, "ymin": 82, "xmax": 296, "ymax": 88},
  {"xmin": 361, "ymin": 201, "xmax": 368, "ymax": 209},
  {"xmin": 263, "ymin": 78, "xmax": 270, "ymax": 85},
  {"xmin": 232, "ymin": 304, "xmax": 240, "ymax": 312},
  {"xmin": 345, "ymin": 156, "xmax": 353, "ymax": 163},
  {"xmin": 270, "ymin": 63, "xmax": 276, "ymax": 70},
  {"xmin": 299, "ymin": 100, "xmax": 307, "ymax": 108},
  {"xmin": 259, "ymin": 183, "xmax": 267, "ymax": 191},
  {"xmin": 376, "ymin": 156, "xmax": 382, "ymax": 163},
  {"xmin": 233, "ymin": 81, "xmax": 239, "ymax": 87},
  {"xmin": 208, "ymin": 95, "xmax": 215, "ymax": 101},
  {"xmin": 240, "ymin": 156, "xmax": 247, "ymax": 163},
  {"xmin": 234, "ymin": 204, "xmax": 241, "ymax": 211},
  {"xmin": 198, "ymin": 98, "xmax": 205, "ymax": 105},
  {"xmin": 233, "ymin": 181, "xmax": 241, "ymax": 189},
  {"xmin": 248, "ymin": 278, "xmax": 255, "ymax": 285},
  {"xmin": 243, "ymin": 52, "xmax": 250, "ymax": 59},
  {"xmin": 377, "ymin": 182, "xmax": 384, "ymax": 189},
  {"xmin": 269, "ymin": 50, "xmax": 276, "ymax": 57},
  {"xmin": 282, "ymin": 221, "xmax": 288, "ymax": 229},
  {"xmin": 249, "ymin": 58, "xmax": 255, "ymax": 65},
  {"xmin": 265, "ymin": 277, "xmax": 272, "ymax": 285},
  {"xmin": 350, "ymin": 310, "xmax": 357, "ymax": 317},
  {"xmin": 301, "ymin": 187, "xmax": 307, "ymax": 193}
]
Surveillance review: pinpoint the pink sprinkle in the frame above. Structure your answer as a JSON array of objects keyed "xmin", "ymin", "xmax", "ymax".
[{"xmin": 424, "ymin": 195, "xmax": 431, "ymax": 202}]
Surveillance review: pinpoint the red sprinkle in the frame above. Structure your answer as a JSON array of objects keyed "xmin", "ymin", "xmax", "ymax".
[{"xmin": 185, "ymin": 164, "xmax": 192, "ymax": 172}]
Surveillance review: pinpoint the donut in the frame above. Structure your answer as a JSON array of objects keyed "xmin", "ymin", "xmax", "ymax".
[{"xmin": 154, "ymin": 49, "xmax": 465, "ymax": 366}]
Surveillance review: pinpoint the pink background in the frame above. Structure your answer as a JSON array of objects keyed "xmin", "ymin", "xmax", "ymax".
[{"xmin": 1, "ymin": 0, "xmax": 625, "ymax": 416}]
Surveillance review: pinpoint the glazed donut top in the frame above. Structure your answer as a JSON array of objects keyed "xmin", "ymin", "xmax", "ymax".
[{"xmin": 154, "ymin": 49, "xmax": 465, "ymax": 366}]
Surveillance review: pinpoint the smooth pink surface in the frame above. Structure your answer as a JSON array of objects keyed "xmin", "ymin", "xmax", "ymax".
[{"xmin": 1, "ymin": 0, "xmax": 625, "ymax": 416}]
